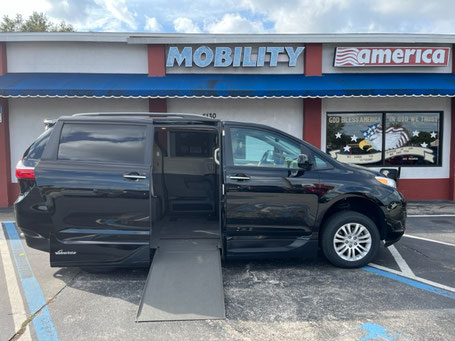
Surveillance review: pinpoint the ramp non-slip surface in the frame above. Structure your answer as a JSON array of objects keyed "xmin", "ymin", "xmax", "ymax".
[{"xmin": 137, "ymin": 239, "xmax": 225, "ymax": 322}]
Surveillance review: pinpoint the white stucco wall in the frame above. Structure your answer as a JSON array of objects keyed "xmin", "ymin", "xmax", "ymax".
[
  {"xmin": 322, "ymin": 43, "xmax": 452, "ymax": 74},
  {"xmin": 7, "ymin": 42, "xmax": 148, "ymax": 73},
  {"xmin": 167, "ymin": 98, "xmax": 303, "ymax": 138},
  {"xmin": 321, "ymin": 97, "xmax": 452, "ymax": 179},
  {"xmin": 9, "ymin": 98, "xmax": 149, "ymax": 181}
]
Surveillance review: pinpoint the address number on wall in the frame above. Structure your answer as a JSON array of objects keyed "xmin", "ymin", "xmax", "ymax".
[{"xmin": 202, "ymin": 113, "xmax": 217, "ymax": 119}]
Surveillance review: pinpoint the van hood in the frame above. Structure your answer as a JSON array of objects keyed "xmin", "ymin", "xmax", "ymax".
[{"xmin": 342, "ymin": 163, "xmax": 383, "ymax": 178}]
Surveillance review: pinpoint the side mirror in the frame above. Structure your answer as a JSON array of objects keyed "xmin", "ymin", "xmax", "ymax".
[
  {"xmin": 297, "ymin": 153, "xmax": 312, "ymax": 170},
  {"xmin": 380, "ymin": 168, "xmax": 399, "ymax": 181}
]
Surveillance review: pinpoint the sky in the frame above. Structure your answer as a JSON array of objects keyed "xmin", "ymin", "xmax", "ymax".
[{"xmin": 2, "ymin": 0, "xmax": 455, "ymax": 34}]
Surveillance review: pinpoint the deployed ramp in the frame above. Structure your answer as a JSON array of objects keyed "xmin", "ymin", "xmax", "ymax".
[{"xmin": 137, "ymin": 239, "xmax": 225, "ymax": 322}]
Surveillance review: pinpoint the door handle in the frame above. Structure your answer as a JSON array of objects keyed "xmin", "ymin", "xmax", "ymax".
[
  {"xmin": 228, "ymin": 175, "xmax": 251, "ymax": 181},
  {"xmin": 214, "ymin": 147, "xmax": 220, "ymax": 166},
  {"xmin": 123, "ymin": 173, "xmax": 147, "ymax": 180}
]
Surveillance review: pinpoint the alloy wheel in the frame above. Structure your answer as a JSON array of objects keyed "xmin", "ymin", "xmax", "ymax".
[{"xmin": 333, "ymin": 223, "xmax": 372, "ymax": 261}]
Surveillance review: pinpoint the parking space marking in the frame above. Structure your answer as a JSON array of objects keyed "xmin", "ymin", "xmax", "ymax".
[
  {"xmin": 407, "ymin": 214, "xmax": 455, "ymax": 218},
  {"xmin": 3, "ymin": 222, "xmax": 59, "ymax": 341},
  {"xmin": 0, "ymin": 223, "xmax": 32, "ymax": 341},
  {"xmin": 403, "ymin": 234, "xmax": 455, "ymax": 247},
  {"xmin": 337, "ymin": 322, "xmax": 412, "ymax": 340},
  {"xmin": 388, "ymin": 244, "xmax": 415, "ymax": 277},
  {"xmin": 366, "ymin": 264, "xmax": 455, "ymax": 299}
]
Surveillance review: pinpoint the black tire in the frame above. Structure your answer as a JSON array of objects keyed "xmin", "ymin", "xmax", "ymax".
[{"xmin": 321, "ymin": 211, "xmax": 380, "ymax": 268}]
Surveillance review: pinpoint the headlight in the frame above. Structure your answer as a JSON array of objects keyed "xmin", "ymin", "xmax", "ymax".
[{"xmin": 375, "ymin": 176, "xmax": 396, "ymax": 188}]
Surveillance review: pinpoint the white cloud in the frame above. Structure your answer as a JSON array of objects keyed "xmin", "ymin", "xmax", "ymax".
[
  {"xmin": 103, "ymin": 0, "xmax": 137, "ymax": 30},
  {"xmin": 10, "ymin": 0, "xmax": 140, "ymax": 32},
  {"xmin": 2, "ymin": 0, "xmax": 455, "ymax": 34},
  {"xmin": 173, "ymin": 17, "xmax": 202, "ymax": 33},
  {"xmin": 205, "ymin": 13, "xmax": 266, "ymax": 33},
  {"xmin": 1, "ymin": 0, "xmax": 52, "ymax": 17},
  {"xmin": 144, "ymin": 16, "xmax": 162, "ymax": 32},
  {"xmin": 239, "ymin": 0, "xmax": 455, "ymax": 33},
  {"xmin": 0, "ymin": 0, "xmax": 135, "ymax": 32},
  {"xmin": 239, "ymin": 0, "xmax": 355, "ymax": 33}
]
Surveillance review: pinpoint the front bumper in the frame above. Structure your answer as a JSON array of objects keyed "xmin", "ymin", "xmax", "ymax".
[
  {"xmin": 381, "ymin": 190, "xmax": 406, "ymax": 246},
  {"xmin": 384, "ymin": 229, "xmax": 405, "ymax": 246}
]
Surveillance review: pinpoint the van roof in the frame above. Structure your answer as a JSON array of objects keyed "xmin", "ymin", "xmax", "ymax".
[{"xmin": 71, "ymin": 112, "xmax": 218, "ymax": 121}]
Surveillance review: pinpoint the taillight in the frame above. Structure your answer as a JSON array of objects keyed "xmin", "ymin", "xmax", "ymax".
[{"xmin": 15, "ymin": 158, "xmax": 35, "ymax": 179}]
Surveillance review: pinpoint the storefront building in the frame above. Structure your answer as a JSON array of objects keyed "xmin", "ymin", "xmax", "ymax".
[{"xmin": 1, "ymin": 33, "xmax": 455, "ymax": 207}]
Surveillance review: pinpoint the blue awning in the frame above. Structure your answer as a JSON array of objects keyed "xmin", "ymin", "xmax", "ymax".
[{"xmin": 0, "ymin": 72, "xmax": 454, "ymax": 98}]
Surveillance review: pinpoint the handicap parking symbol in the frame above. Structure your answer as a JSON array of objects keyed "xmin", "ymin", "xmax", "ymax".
[{"xmin": 336, "ymin": 322, "xmax": 413, "ymax": 341}]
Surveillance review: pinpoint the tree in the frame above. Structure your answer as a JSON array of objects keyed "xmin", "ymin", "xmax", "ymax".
[{"xmin": 0, "ymin": 12, "xmax": 74, "ymax": 32}]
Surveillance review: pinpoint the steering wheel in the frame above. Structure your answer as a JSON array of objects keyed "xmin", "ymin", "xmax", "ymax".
[{"xmin": 258, "ymin": 150, "xmax": 273, "ymax": 166}]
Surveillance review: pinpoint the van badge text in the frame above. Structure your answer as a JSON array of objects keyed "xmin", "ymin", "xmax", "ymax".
[{"xmin": 55, "ymin": 249, "xmax": 77, "ymax": 255}]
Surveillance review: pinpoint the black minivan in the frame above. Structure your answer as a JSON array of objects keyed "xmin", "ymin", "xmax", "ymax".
[{"xmin": 14, "ymin": 113, "xmax": 406, "ymax": 269}]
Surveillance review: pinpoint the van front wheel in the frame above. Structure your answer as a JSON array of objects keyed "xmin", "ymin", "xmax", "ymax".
[{"xmin": 321, "ymin": 211, "xmax": 380, "ymax": 268}]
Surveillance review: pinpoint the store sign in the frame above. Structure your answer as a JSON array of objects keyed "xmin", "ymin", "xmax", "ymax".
[
  {"xmin": 166, "ymin": 46, "xmax": 305, "ymax": 68},
  {"xmin": 334, "ymin": 47, "xmax": 450, "ymax": 67}
]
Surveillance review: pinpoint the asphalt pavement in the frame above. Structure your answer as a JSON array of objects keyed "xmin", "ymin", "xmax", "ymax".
[{"xmin": 0, "ymin": 202, "xmax": 454, "ymax": 341}]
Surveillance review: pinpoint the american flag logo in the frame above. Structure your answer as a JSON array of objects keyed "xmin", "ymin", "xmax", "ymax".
[
  {"xmin": 361, "ymin": 123, "xmax": 380, "ymax": 139},
  {"xmin": 334, "ymin": 47, "xmax": 363, "ymax": 67},
  {"xmin": 361, "ymin": 123, "xmax": 410, "ymax": 151}
]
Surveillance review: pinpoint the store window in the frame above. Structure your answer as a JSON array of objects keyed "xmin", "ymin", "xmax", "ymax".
[{"xmin": 326, "ymin": 112, "xmax": 442, "ymax": 167}]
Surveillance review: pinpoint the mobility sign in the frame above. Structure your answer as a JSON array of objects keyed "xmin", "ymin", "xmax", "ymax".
[
  {"xmin": 334, "ymin": 46, "xmax": 450, "ymax": 67},
  {"xmin": 166, "ymin": 46, "xmax": 305, "ymax": 68}
]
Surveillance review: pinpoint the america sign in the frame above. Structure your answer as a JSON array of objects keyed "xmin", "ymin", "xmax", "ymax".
[{"xmin": 334, "ymin": 47, "xmax": 450, "ymax": 67}]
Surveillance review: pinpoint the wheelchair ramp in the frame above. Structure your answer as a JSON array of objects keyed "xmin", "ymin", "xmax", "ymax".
[{"xmin": 137, "ymin": 239, "xmax": 225, "ymax": 322}]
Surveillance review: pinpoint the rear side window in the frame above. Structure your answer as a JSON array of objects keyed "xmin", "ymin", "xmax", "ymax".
[
  {"xmin": 23, "ymin": 127, "xmax": 54, "ymax": 161},
  {"xmin": 58, "ymin": 123, "xmax": 147, "ymax": 164}
]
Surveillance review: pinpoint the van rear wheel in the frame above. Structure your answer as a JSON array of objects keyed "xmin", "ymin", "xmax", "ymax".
[{"xmin": 321, "ymin": 211, "xmax": 380, "ymax": 268}]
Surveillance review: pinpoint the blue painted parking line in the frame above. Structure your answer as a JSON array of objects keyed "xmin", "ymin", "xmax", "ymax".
[
  {"xmin": 338, "ymin": 322, "xmax": 412, "ymax": 341},
  {"xmin": 2, "ymin": 221, "xmax": 59, "ymax": 341},
  {"xmin": 356, "ymin": 322, "xmax": 412, "ymax": 341},
  {"xmin": 363, "ymin": 266, "xmax": 455, "ymax": 300}
]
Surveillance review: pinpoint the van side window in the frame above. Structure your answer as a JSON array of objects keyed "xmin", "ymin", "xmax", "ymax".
[
  {"xmin": 313, "ymin": 155, "xmax": 331, "ymax": 169},
  {"xmin": 58, "ymin": 123, "xmax": 147, "ymax": 164},
  {"xmin": 23, "ymin": 127, "xmax": 54, "ymax": 161},
  {"xmin": 230, "ymin": 127, "xmax": 301, "ymax": 169}
]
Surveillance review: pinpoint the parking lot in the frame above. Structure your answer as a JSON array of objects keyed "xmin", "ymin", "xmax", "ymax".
[{"xmin": 1, "ymin": 202, "xmax": 454, "ymax": 341}]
